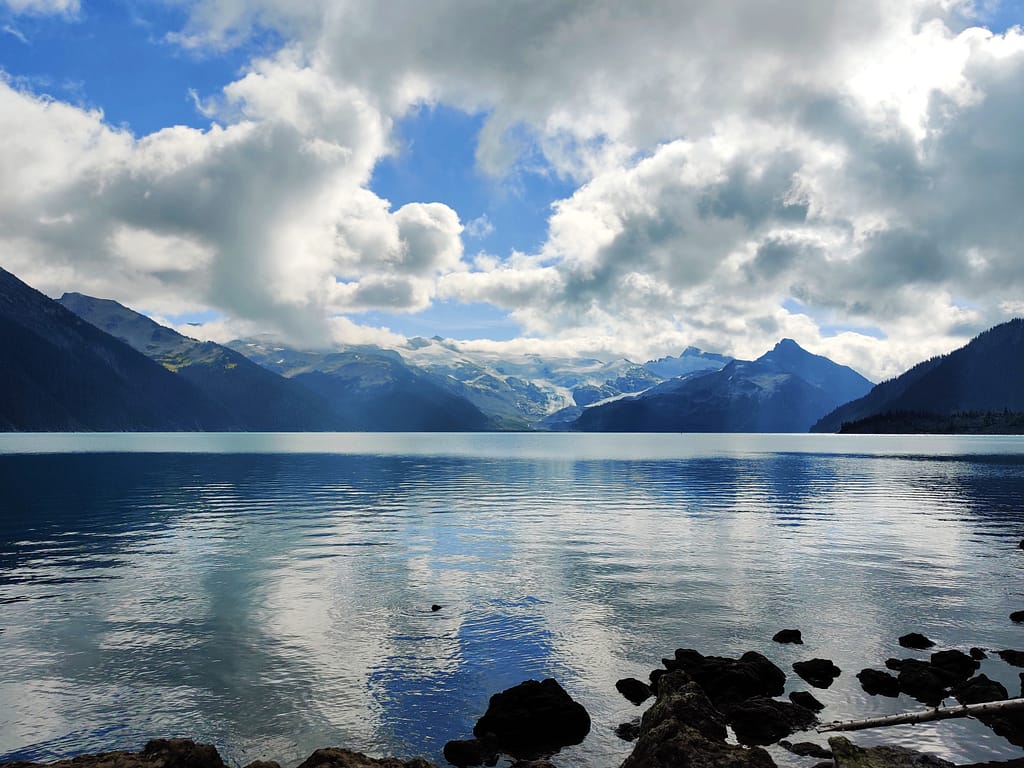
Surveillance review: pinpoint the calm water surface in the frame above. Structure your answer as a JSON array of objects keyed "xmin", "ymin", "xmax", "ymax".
[{"xmin": 1, "ymin": 433, "xmax": 1024, "ymax": 767}]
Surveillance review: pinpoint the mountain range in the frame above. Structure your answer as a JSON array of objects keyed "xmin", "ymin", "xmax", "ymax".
[{"xmin": 3, "ymin": 265, "xmax": 1022, "ymax": 433}]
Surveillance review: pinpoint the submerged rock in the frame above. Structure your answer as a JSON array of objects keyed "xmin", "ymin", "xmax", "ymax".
[
  {"xmin": 929, "ymin": 649, "xmax": 979, "ymax": 681},
  {"xmin": 615, "ymin": 719, "xmax": 642, "ymax": 742},
  {"xmin": 857, "ymin": 669, "xmax": 900, "ymax": 698},
  {"xmin": 954, "ymin": 674, "xmax": 1008, "ymax": 705},
  {"xmin": 616, "ymin": 677, "xmax": 653, "ymax": 705},
  {"xmin": 894, "ymin": 660, "xmax": 954, "ymax": 706},
  {"xmin": 970, "ymin": 647, "xmax": 988, "ymax": 661},
  {"xmin": 828, "ymin": 736, "xmax": 953, "ymax": 768},
  {"xmin": 789, "ymin": 690, "xmax": 825, "ymax": 712},
  {"xmin": 1010, "ymin": 611, "xmax": 1024, "ymax": 623},
  {"xmin": 472, "ymin": 678, "xmax": 590, "ymax": 759},
  {"xmin": 772, "ymin": 629, "xmax": 803, "ymax": 644},
  {"xmin": 724, "ymin": 696, "xmax": 817, "ymax": 746},
  {"xmin": 898, "ymin": 633, "xmax": 935, "ymax": 650},
  {"xmin": 780, "ymin": 741, "xmax": 832, "ymax": 759},
  {"xmin": 998, "ymin": 649, "xmax": 1024, "ymax": 667},
  {"xmin": 792, "ymin": 659, "xmax": 841, "ymax": 689}
]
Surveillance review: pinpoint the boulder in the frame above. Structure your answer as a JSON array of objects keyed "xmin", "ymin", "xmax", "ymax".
[
  {"xmin": 296, "ymin": 750, "xmax": 439, "ymax": 768},
  {"xmin": 828, "ymin": 736, "xmax": 954, "ymax": 768},
  {"xmin": 671, "ymin": 649, "xmax": 786, "ymax": 706},
  {"xmin": 243, "ymin": 762, "xmax": 282, "ymax": 768},
  {"xmin": 779, "ymin": 741, "xmax": 832, "ymax": 759},
  {"xmin": 970, "ymin": 647, "xmax": 988, "ymax": 660},
  {"xmin": 724, "ymin": 696, "xmax": 817, "ymax": 746},
  {"xmin": 620, "ymin": 723, "xmax": 776, "ymax": 768},
  {"xmin": 954, "ymin": 674, "xmax": 1008, "ymax": 705},
  {"xmin": 792, "ymin": 659, "xmax": 841, "ymax": 689},
  {"xmin": 441, "ymin": 739, "xmax": 497, "ymax": 768},
  {"xmin": 637, "ymin": 671, "xmax": 728, "ymax": 743},
  {"xmin": 616, "ymin": 677, "xmax": 653, "ymax": 706},
  {"xmin": 998, "ymin": 649, "xmax": 1024, "ymax": 667},
  {"xmin": 789, "ymin": 691, "xmax": 825, "ymax": 712},
  {"xmin": 856, "ymin": 669, "xmax": 900, "ymax": 697},
  {"xmin": 472, "ymin": 678, "xmax": 590, "ymax": 759},
  {"xmin": 1011, "ymin": 611, "xmax": 1024, "ymax": 623},
  {"xmin": 772, "ymin": 629, "xmax": 803, "ymax": 644},
  {"xmin": 929, "ymin": 649, "xmax": 979, "ymax": 681},
  {"xmin": 898, "ymin": 633, "xmax": 935, "ymax": 650},
  {"xmin": 621, "ymin": 674, "xmax": 775, "ymax": 768}
]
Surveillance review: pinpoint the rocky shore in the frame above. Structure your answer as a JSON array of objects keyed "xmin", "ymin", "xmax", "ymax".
[{"xmin": 6, "ymin": 625, "xmax": 1024, "ymax": 768}]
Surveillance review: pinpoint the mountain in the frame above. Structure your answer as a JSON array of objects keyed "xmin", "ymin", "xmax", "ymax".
[
  {"xmin": 572, "ymin": 339, "xmax": 874, "ymax": 432},
  {"xmin": 0, "ymin": 267, "xmax": 236, "ymax": 431},
  {"xmin": 812, "ymin": 319, "xmax": 1024, "ymax": 433},
  {"xmin": 59, "ymin": 293, "xmax": 348, "ymax": 431},
  {"xmin": 395, "ymin": 337, "xmax": 731, "ymax": 429},
  {"xmin": 228, "ymin": 340, "xmax": 490, "ymax": 431}
]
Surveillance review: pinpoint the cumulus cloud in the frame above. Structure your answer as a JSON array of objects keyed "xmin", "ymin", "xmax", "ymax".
[{"xmin": 4, "ymin": 0, "xmax": 1024, "ymax": 379}]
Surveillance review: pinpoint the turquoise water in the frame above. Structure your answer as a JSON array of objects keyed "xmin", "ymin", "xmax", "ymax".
[{"xmin": 1, "ymin": 433, "xmax": 1024, "ymax": 766}]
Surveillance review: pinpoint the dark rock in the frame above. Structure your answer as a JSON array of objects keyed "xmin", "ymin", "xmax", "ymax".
[
  {"xmin": 970, "ymin": 647, "xmax": 988, "ymax": 660},
  {"xmin": 998, "ymin": 649, "xmax": 1024, "ymax": 667},
  {"xmin": 509, "ymin": 761, "xmax": 556, "ymax": 768},
  {"xmin": 773, "ymin": 629, "xmax": 803, "ymax": 644},
  {"xmin": 622, "ymin": 673, "xmax": 775, "ymax": 768},
  {"xmin": 1012, "ymin": 611, "xmax": 1024, "ymax": 623},
  {"xmin": 671, "ymin": 649, "xmax": 786, "ymax": 707},
  {"xmin": 898, "ymin": 632, "xmax": 935, "ymax": 650},
  {"xmin": 792, "ymin": 659, "xmax": 841, "ymax": 689},
  {"xmin": 724, "ymin": 696, "xmax": 817, "ymax": 746},
  {"xmin": 955, "ymin": 674, "xmax": 1008, "ymax": 705},
  {"xmin": 857, "ymin": 668, "xmax": 900, "ymax": 697},
  {"xmin": 829, "ymin": 736, "xmax": 954, "ymax": 768},
  {"xmin": 616, "ymin": 677, "xmax": 653, "ymax": 706},
  {"xmin": 637, "ymin": 671, "xmax": 728, "ymax": 743},
  {"xmin": 789, "ymin": 690, "xmax": 825, "ymax": 712},
  {"xmin": 615, "ymin": 719, "xmax": 641, "ymax": 742},
  {"xmin": 0, "ymin": 741, "xmax": 229, "ymax": 768},
  {"xmin": 621, "ymin": 723, "xmax": 776, "ymax": 768},
  {"xmin": 442, "ymin": 739, "xmax": 497, "ymax": 768},
  {"xmin": 472, "ymin": 678, "xmax": 590, "ymax": 759},
  {"xmin": 929, "ymin": 649, "xmax": 979, "ymax": 681},
  {"xmin": 885, "ymin": 657, "xmax": 911, "ymax": 671},
  {"xmin": 811, "ymin": 763, "xmax": 834, "ymax": 768},
  {"xmin": 431, "ymin": 604, "xmax": 443, "ymax": 612},
  {"xmin": 895, "ymin": 660, "xmax": 954, "ymax": 706},
  {"xmin": 243, "ymin": 762, "xmax": 282, "ymax": 768},
  {"xmin": 978, "ymin": 709, "xmax": 1024, "ymax": 748},
  {"xmin": 296, "ymin": 749, "xmax": 440, "ymax": 768},
  {"xmin": 1020, "ymin": 671, "xmax": 1024, "ymax": 697},
  {"xmin": 648, "ymin": 668, "xmax": 666, "ymax": 693},
  {"xmin": 780, "ymin": 740, "xmax": 833, "ymax": 759},
  {"xmin": 661, "ymin": 656, "xmax": 680, "ymax": 672}
]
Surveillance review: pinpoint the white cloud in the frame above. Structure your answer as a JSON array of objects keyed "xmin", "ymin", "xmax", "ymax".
[
  {"xmin": 4, "ymin": 0, "xmax": 1024, "ymax": 380},
  {"xmin": 1, "ymin": 0, "xmax": 77, "ymax": 15}
]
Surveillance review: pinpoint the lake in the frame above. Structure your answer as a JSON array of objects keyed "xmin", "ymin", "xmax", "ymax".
[{"xmin": 2, "ymin": 433, "xmax": 1024, "ymax": 767}]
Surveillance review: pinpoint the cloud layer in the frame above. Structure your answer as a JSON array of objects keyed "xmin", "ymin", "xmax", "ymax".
[{"xmin": 2, "ymin": 0, "xmax": 1024, "ymax": 377}]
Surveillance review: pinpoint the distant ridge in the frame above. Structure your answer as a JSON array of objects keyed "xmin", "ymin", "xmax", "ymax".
[
  {"xmin": 59, "ymin": 293, "xmax": 349, "ymax": 431},
  {"xmin": 0, "ymin": 267, "xmax": 235, "ymax": 431},
  {"xmin": 812, "ymin": 318, "xmax": 1024, "ymax": 433},
  {"xmin": 572, "ymin": 339, "xmax": 873, "ymax": 432}
]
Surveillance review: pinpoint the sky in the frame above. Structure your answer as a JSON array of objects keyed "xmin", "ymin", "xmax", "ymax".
[{"xmin": 2, "ymin": 0, "xmax": 1024, "ymax": 381}]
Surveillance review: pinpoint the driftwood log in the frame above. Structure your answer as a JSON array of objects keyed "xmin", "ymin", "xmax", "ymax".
[{"xmin": 818, "ymin": 697, "xmax": 1024, "ymax": 733}]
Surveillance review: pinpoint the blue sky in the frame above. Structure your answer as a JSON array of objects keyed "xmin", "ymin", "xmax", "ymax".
[{"xmin": 2, "ymin": 0, "xmax": 1024, "ymax": 379}]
